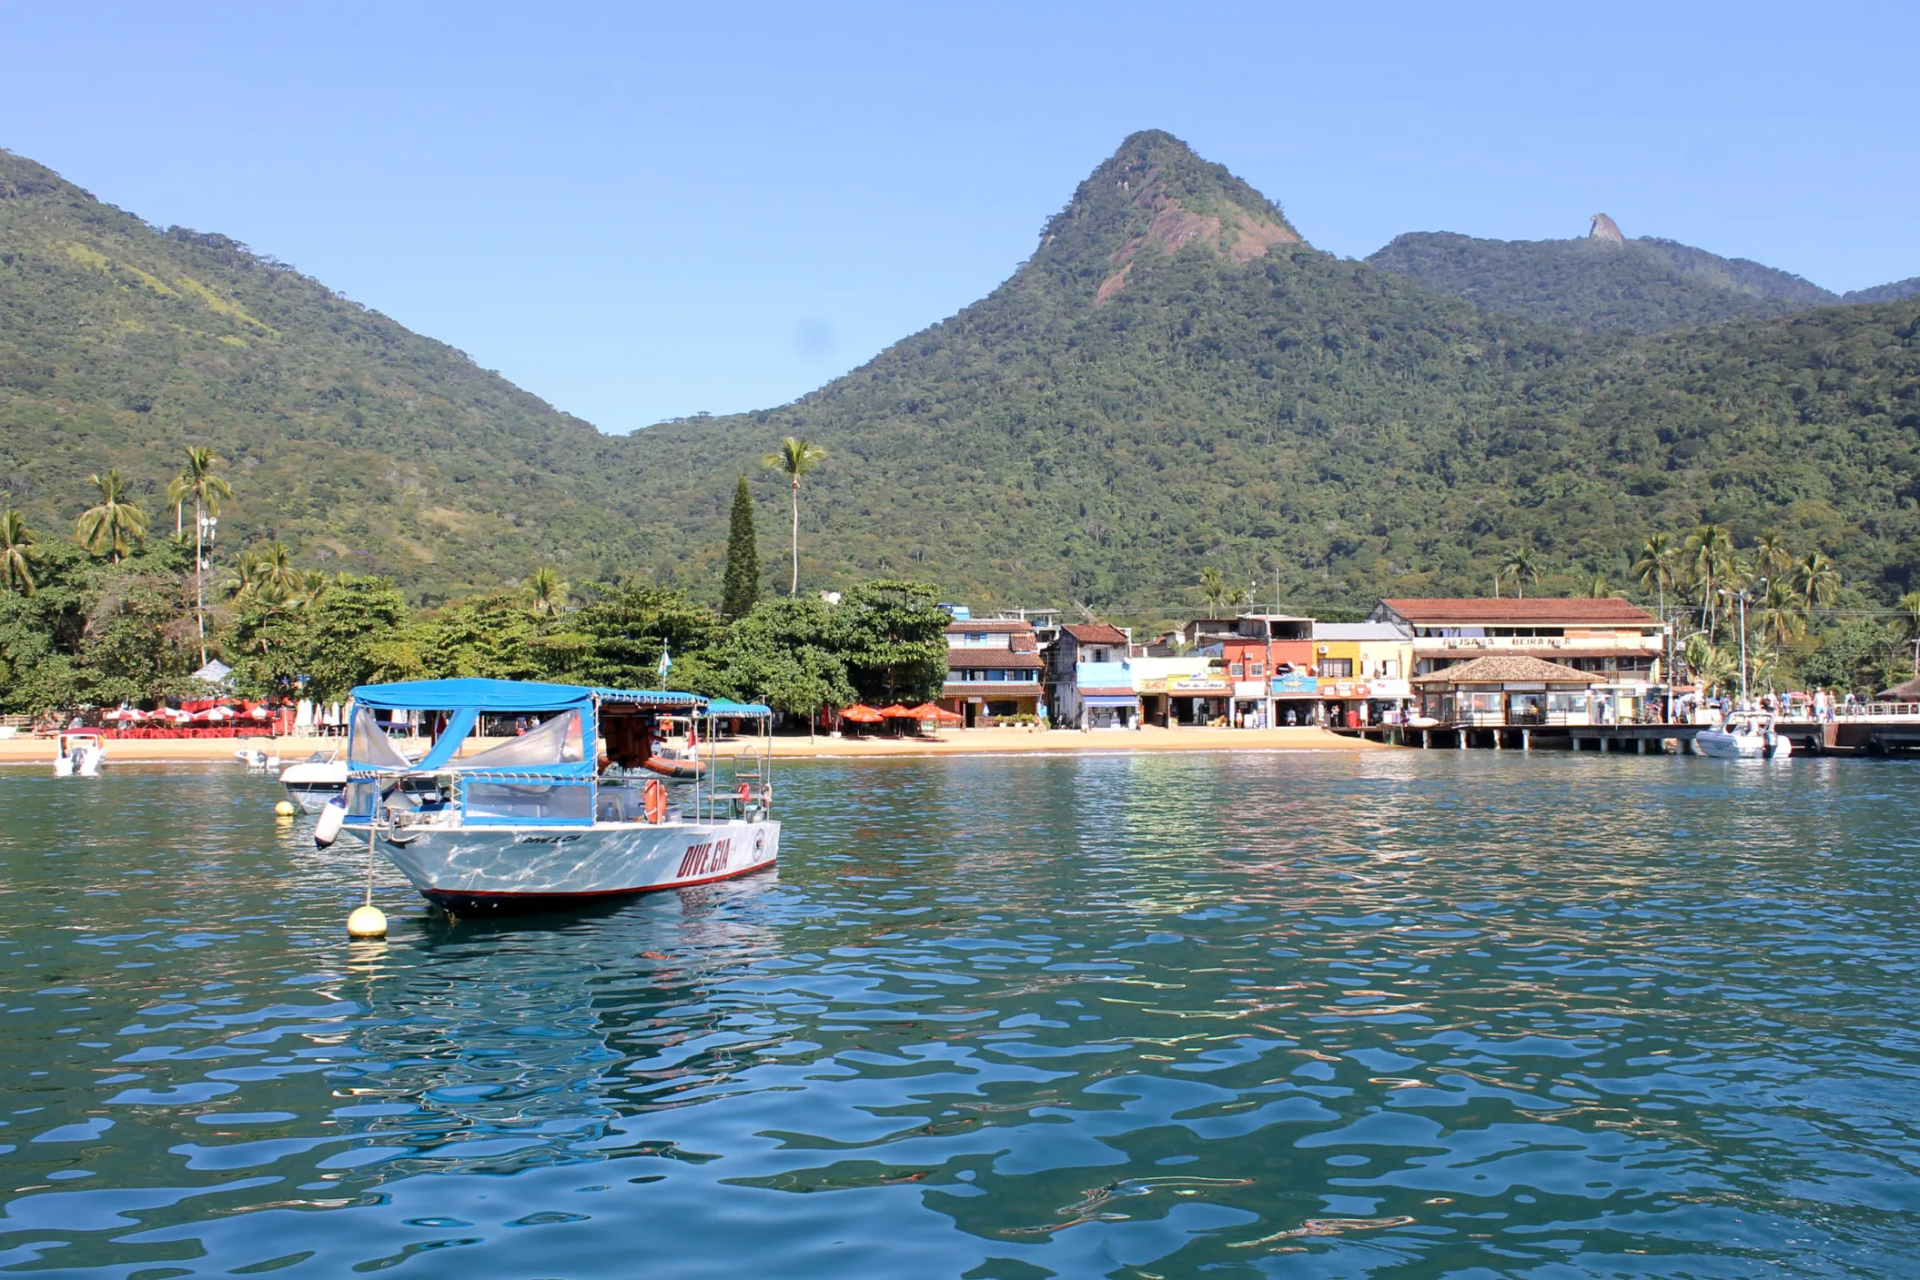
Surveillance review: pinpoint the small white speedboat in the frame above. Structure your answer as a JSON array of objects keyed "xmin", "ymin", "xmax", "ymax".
[
  {"xmin": 280, "ymin": 751, "xmax": 347, "ymax": 812},
  {"xmin": 1695, "ymin": 711, "xmax": 1793, "ymax": 760},
  {"xmin": 53, "ymin": 731, "xmax": 106, "ymax": 777},
  {"xmin": 235, "ymin": 747, "xmax": 282, "ymax": 773}
]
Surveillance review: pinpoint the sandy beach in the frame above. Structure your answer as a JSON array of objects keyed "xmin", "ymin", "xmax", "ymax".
[{"xmin": 0, "ymin": 724, "xmax": 1380, "ymax": 765}]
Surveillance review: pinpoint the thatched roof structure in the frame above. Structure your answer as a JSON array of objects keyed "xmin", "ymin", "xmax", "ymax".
[{"xmin": 1411, "ymin": 655, "xmax": 1601, "ymax": 686}]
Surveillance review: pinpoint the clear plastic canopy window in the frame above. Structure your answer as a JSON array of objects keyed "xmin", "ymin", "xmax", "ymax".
[{"xmin": 452, "ymin": 710, "xmax": 585, "ymax": 770}]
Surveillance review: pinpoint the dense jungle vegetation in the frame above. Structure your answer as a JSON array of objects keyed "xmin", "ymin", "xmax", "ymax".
[{"xmin": 2, "ymin": 131, "xmax": 1918, "ymax": 673}]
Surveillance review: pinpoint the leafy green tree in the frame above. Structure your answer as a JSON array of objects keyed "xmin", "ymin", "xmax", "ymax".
[
  {"xmin": 722, "ymin": 476, "xmax": 761, "ymax": 620},
  {"xmin": 704, "ymin": 596, "xmax": 855, "ymax": 738},
  {"xmin": 299, "ymin": 575, "xmax": 412, "ymax": 699},
  {"xmin": 74, "ymin": 471, "xmax": 148, "ymax": 563},
  {"xmin": 761, "ymin": 436, "xmax": 826, "ymax": 595},
  {"xmin": 1, "ymin": 510, "xmax": 36, "ymax": 596},
  {"xmin": 421, "ymin": 593, "xmax": 545, "ymax": 681},
  {"xmin": 566, "ymin": 583, "xmax": 723, "ymax": 689},
  {"xmin": 832, "ymin": 580, "xmax": 949, "ymax": 704}
]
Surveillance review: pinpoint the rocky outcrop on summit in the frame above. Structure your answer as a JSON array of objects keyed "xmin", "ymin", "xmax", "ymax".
[
  {"xmin": 1588, "ymin": 213, "xmax": 1627, "ymax": 244},
  {"xmin": 1367, "ymin": 223, "xmax": 1838, "ymax": 334},
  {"xmin": 1018, "ymin": 131, "xmax": 1306, "ymax": 305}
]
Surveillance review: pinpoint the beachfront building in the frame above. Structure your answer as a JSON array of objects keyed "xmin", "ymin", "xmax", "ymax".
[
  {"xmin": 1373, "ymin": 597, "xmax": 1669, "ymax": 726},
  {"xmin": 1312, "ymin": 621, "xmax": 1415, "ymax": 728},
  {"xmin": 1131, "ymin": 655, "xmax": 1218, "ymax": 727},
  {"xmin": 1410, "ymin": 655, "xmax": 1605, "ymax": 729},
  {"xmin": 940, "ymin": 617, "xmax": 1044, "ymax": 727},
  {"xmin": 1047, "ymin": 622, "xmax": 1139, "ymax": 729},
  {"xmin": 1187, "ymin": 615, "xmax": 1314, "ymax": 727}
]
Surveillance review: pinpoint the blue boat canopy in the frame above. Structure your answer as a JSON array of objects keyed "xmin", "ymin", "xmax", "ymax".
[
  {"xmin": 704, "ymin": 699, "xmax": 773, "ymax": 718},
  {"xmin": 349, "ymin": 678, "xmax": 704, "ymax": 713}
]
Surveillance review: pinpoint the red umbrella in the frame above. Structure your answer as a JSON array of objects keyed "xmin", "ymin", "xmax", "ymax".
[
  {"xmin": 840, "ymin": 704, "xmax": 884, "ymax": 724},
  {"xmin": 104, "ymin": 707, "xmax": 146, "ymax": 722},
  {"xmin": 877, "ymin": 705, "xmax": 918, "ymax": 718}
]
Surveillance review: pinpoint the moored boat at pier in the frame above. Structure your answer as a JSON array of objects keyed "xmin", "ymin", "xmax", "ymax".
[{"xmin": 1695, "ymin": 711, "xmax": 1793, "ymax": 760}]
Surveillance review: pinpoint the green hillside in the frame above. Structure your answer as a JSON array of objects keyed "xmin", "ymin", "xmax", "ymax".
[
  {"xmin": 0, "ymin": 150, "xmax": 633, "ymax": 602},
  {"xmin": 1363, "ymin": 225, "xmax": 1836, "ymax": 334},
  {"xmin": 1845, "ymin": 277, "xmax": 1920, "ymax": 305},
  {"xmin": 614, "ymin": 134, "xmax": 1920, "ymax": 616},
  {"xmin": 3, "ymin": 133, "xmax": 1917, "ymax": 630}
]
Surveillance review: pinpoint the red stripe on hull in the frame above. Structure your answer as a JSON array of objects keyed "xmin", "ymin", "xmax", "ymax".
[{"xmin": 418, "ymin": 859, "xmax": 776, "ymax": 915}]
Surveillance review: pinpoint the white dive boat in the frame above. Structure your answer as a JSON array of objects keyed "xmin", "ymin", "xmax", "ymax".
[
  {"xmin": 316, "ymin": 679, "xmax": 779, "ymax": 914},
  {"xmin": 53, "ymin": 731, "xmax": 106, "ymax": 777},
  {"xmin": 235, "ymin": 746, "xmax": 282, "ymax": 773},
  {"xmin": 1695, "ymin": 711, "xmax": 1793, "ymax": 760}
]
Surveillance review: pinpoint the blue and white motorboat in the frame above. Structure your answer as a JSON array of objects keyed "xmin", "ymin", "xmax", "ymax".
[{"xmin": 315, "ymin": 679, "xmax": 779, "ymax": 913}]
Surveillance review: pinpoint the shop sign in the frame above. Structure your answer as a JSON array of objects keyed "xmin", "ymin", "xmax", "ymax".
[
  {"xmin": 1270, "ymin": 673, "xmax": 1318, "ymax": 696},
  {"xmin": 1233, "ymin": 681, "xmax": 1266, "ymax": 698},
  {"xmin": 1368, "ymin": 679, "xmax": 1411, "ymax": 698},
  {"xmin": 1169, "ymin": 677, "xmax": 1229, "ymax": 693},
  {"xmin": 1136, "ymin": 677, "xmax": 1168, "ymax": 694}
]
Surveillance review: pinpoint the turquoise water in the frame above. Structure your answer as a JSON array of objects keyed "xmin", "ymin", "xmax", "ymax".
[{"xmin": 2, "ymin": 752, "xmax": 1918, "ymax": 1278}]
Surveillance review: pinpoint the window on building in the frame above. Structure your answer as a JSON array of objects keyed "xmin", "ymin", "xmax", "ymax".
[
  {"xmin": 1321, "ymin": 658, "xmax": 1353, "ymax": 677},
  {"xmin": 1381, "ymin": 660, "xmax": 1399, "ymax": 678},
  {"xmin": 1229, "ymin": 662, "xmax": 1244, "ymax": 678},
  {"xmin": 1250, "ymin": 663, "xmax": 1264, "ymax": 677}
]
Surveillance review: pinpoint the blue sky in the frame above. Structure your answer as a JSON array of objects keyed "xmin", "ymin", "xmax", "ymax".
[{"xmin": 7, "ymin": 2, "xmax": 1916, "ymax": 433}]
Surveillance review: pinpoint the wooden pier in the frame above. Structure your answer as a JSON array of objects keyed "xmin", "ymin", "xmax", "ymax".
[{"xmin": 1339, "ymin": 709, "xmax": 1920, "ymax": 757}]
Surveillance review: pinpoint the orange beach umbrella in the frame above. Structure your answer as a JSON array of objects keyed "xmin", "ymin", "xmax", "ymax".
[{"xmin": 840, "ymin": 704, "xmax": 884, "ymax": 724}]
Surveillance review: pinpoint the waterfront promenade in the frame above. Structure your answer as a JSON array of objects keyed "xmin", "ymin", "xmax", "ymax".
[{"xmin": 0, "ymin": 723, "xmax": 1381, "ymax": 765}]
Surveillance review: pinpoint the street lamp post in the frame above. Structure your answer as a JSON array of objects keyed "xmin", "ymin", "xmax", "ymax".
[{"xmin": 196, "ymin": 513, "xmax": 218, "ymax": 666}]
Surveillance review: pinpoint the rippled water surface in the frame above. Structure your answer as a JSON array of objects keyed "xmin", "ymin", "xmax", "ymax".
[{"xmin": 3, "ymin": 752, "xmax": 1919, "ymax": 1278}]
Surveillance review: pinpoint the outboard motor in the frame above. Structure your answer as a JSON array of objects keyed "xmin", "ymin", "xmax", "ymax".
[{"xmin": 314, "ymin": 796, "xmax": 347, "ymax": 848}]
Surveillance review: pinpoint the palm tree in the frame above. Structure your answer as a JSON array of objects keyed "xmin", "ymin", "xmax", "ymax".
[
  {"xmin": 525, "ymin": 566, "xmax": 569, "ymax": 618},
  {"xmin": 1899, "ymin": 590, "xmax": 1920, "ymax": 675},
  {"xmin": 1501, "ymin": 546, "xmax": 1540, "ymax": 599},
  {"xmin": 258, "ymin": 541, "xmax": 300, "ymax": 598},
  {"xmin": 1, "ymin": 509, "xmax": 35, "ymax": 596},
  {"xmin": 220, "ymin": 549, "xmax": 268, "ymax": 601},
  {"xmin": 1756, "ymin": 578, "xmax": 1806, "ymax": 648},
  {"xmin": 1753, "ymin": 531, "xmax": 1793, "ymax": 581},
  {"xmin": 1684, "ymin": 523, "xmax": 1734, "ymax": 637},
  {"xmin": 761, "ymin": 437, "xmax": 826, "ymax": 595},
  {"xmin": 1632, "ymin": 532, "xmax": 1678, "ymax": 615},
  {"xmin": 1198, "ymin": 567, "xmax": 1232, "ymax": 612},
  {"xmin": 1796, "ymin": 552, "xmax": 1840, "ymax": 611},
  {"xmin": 74, "ymin": 471, "xmax": 149, "ymax": 562},
  {"xmin": 1583, "ymin": 572, "xmax": 1612, "ymax": 598},
  {"xmin": 173, "ymin": 447, "xmax": 232, "ymax": 665}
]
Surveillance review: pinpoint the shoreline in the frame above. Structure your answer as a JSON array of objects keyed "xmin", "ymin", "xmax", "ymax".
[{"xmin": 0, "ymin": 724, "xmax": 1382, "ymax": 765}]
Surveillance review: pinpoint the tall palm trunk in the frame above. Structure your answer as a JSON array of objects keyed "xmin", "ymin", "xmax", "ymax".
[{"xmin": 789, "ymin": 476, "xmax": 800, "ymax": 595}]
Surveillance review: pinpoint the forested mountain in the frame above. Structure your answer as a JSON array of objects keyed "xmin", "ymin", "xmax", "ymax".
[
  {"xmin": 615, "ymin": 134, "xmax": 1920, "ymax": 616},
  {"xmin": 3, "ymin": 135, "xmax": 1918, "ymax": 627},
  {"xmin": 1845, "ymin": 277, "xmax": 1920, "ymax": 305},
  {"xmin": 0, "ymin": 149, "xmax": 634, "ymax": 602},
  {"xmin": 1363, "ymin": 222, "xmax": 1840, "ymax": 334}
]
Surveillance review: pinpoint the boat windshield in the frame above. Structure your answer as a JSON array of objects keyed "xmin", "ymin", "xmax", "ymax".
[
  {"xmin": 348, "ymin": 707, "xmax": 411, "ymax": 769},
  {"xmin": 447, "ymin": 709, "xmax": 585, "ymax": 771}
]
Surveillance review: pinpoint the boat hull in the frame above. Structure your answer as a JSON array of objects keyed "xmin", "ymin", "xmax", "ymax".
[
  {"xmin": 1695, "ymin": 730, "xmax": 1791, "ymax": 759},
  {"xmin": 376, "ymin": 818, "xmax": 780, "ymax": 914}
]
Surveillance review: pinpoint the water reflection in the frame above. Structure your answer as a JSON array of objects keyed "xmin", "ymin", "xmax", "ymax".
[{"xmin": 1, "ymin": 755, "xmax": 1918, "ymax": 1276}]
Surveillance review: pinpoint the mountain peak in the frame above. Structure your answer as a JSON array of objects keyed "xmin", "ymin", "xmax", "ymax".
[
  {"xmin": 1588, "ymin": 213, "xmax": 1626, "ymax": 245},
  {"xmin": 1023, "ymin": 131, "xmax": 1304, "ymax": 303}
]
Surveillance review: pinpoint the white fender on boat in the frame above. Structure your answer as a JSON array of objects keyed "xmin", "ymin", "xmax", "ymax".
[{"xmin": 314, "ymin": 797, "xmax": 347, "ymax": 848}]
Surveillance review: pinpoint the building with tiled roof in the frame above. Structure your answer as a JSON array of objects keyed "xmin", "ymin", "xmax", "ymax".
[
  {"xmin": 1047, "ymin": 620, "xmax": 1136, "ymax": 728},
  {"xmin": 941, "ymin": 615, "xmax": 1044, "ymax": 726},
  {"xmin": 1411, "ymin": 653, "xmax": 1609, "ymax": 729},
  {"xmin": 1370, "ymin": 597, "xmax": 1667, "ymax": 683}
]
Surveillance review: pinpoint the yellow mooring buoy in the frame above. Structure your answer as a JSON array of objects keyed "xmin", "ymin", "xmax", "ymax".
[
  {"xmin": 347, "ymin": 904, "xmax": 388, "ymax": 938},
  {"xmin": 275, "ymin": 800, "xmax": 298, "ymax": 818}
]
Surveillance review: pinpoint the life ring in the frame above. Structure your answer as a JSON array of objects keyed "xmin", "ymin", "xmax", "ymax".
[
  {"xmin": 644, "ymin": 779, "xmax": 668, "ymax": 824},
  {"xmin": 736, "ymin": 782, "xmax": 751, "ymax": 807},
  {"xmin": 643, "ymin": 756, "xmax": 705, "ymax": 778}
]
